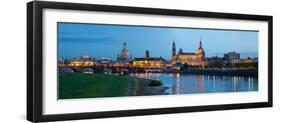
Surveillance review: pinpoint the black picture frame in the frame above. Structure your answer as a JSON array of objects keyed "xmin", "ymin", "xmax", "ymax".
[{"xmin": 27, "ymin": 1, "xmax": 273, "ymax": 122}]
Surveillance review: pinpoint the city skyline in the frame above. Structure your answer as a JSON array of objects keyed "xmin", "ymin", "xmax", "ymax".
[{"xmin": 58, "ymin": 23, "xmax": 258, "ymax": 60}]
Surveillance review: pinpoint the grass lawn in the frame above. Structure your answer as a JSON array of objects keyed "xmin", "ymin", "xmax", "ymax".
[{"xmin": 59, "ymin": 73, "xmax": 134, "ymax": 99}]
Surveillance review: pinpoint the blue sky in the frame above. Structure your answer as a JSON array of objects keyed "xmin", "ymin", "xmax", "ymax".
[{"xmin": 58, "ymin": 23, "xmax": 258, "ymax": 60}]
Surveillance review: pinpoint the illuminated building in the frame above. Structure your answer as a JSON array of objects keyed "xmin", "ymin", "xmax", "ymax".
[
  {"xmin": 197, "ymin": 41, "xmax": 205, "ymax": 60},
  {"xmin": 132, "ymin": 50, "xmax": 165, "ymax": 68},
  {"xmin": 207, "ymin": 56, "xmax": 224, "ymax": 63},
  {"xmin": 172, "ymin": 38, "xmax": 207, "ymax": 67},
  {"xmin": 224, "ymin": 51, "xmax": 240, "ymax": 64},
  {"xmin": 58, "ymin": 58, "xmax": 66, "ymax": 66},
  {"xmin": 241, "ymin": 57, "xmax": 257, "ymax": 63},
  {"xmin": 97, "ymin": 58, "xmax": 113, "ymax": 67},
  {"xmin": 69, "ymin": 60, "xmax": 95, "ymax": 67},
  {"xmin": 68, "ymin": 55, "xmax": 95, "ymax": 67},
  {"xmin": 116, "ymin": 42, "xmax": 131, "ymax": 64},
  {"xmin": 80, "ymin": 55, "xmax": 91, "ymax": 60}
]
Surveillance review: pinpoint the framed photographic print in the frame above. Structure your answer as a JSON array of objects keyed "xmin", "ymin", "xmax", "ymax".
[{"xmin": 27, "ymin": 1, "xmax": 273, "ymax": 122}]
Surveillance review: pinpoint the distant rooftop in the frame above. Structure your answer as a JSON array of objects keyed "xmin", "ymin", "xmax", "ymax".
[
  {"xmin": 178, "ymin": 52, "xmax": 197, "ymax": 55},
  {"xmin": 134, "ymin": 57, "xmax": 165, "ymax": 61}
]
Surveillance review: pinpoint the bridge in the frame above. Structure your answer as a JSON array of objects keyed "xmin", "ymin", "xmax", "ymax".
[{"xmin": 59, "ymin": 65, "xmax": 151, "ymax": 74}]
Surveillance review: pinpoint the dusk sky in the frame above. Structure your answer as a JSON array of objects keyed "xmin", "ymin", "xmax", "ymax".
[{"xmin": 58, "ymin": 23, "xmax": 258, "ymax": 60}]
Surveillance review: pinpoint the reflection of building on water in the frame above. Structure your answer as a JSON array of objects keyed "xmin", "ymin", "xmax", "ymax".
[
  {"xmin": 171, "ymin": 38, "xmax": 207, "ymax": 68},
  {"xmin": 197, "ymin": 75, "xmax": 205, "ymax": 93},
  {"xmin": 172, "ymin": 73, "xmax": 181, "ymax": 94},
  {"xmin": 232, "ymin": 76, "xmax": 238, "ymax": 91},
  {"xmin": 130, "ymin": 73, "xmax": 258, "ymax": 95},
  {"xmin": 171, "ymin": 74, "xmax": 205, "ymax": 94},
  {"xmin": 248, "ymin": 77, "xmax": 254, "ymax": 91}
]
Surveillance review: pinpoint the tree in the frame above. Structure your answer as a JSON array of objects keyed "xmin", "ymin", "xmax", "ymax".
[
  {"xmin": 208, "ymin": 61, "xmax": 224, "ymax": 68},
  {"xmin": 180, "ymin": 63, "xmax": 190, "ymax": 70}
]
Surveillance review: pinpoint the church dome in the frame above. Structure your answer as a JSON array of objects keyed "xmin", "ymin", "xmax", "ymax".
[{"xmin": 120, "ymin": 42, "xmax": 129, "ymax": 59}]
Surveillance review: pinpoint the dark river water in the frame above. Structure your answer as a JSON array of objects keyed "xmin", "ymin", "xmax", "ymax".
[{"xmin": 130, "ymin": 73, "xmax": 258, "ymax": 95}]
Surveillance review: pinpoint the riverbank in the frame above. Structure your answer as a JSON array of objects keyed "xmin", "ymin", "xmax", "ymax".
[
  {"xmin": 180, "ymin": 68, "xmax": 258, "ymax": 77},
  {"xmin": 128, "ymin": 77, "xmax": 165, "ymax": 96},
  {"xmin": 59, "ymin": 73, "xmax": 165, "ymax": 99}
]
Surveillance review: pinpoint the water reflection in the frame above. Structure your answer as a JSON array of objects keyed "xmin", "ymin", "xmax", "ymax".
[{"xmin": 130, "ymin": 73, "xmax": 258, "ymax": 95}]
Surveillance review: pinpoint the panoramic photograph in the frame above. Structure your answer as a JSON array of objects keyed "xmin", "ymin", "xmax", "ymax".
[{"xmin": 58, "ymin": 22, "xmax": 259, "ymax": 99}]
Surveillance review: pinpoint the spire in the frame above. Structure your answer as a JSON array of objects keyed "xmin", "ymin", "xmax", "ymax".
[
  {"xmin": 172, "ymin": 38, "xmax": 176, "ymax": 48},
  {"xmin": 122, "ymin": 42, "xmax": 127, "ymax": 50},
  {"xmin": 130, "ymin": 53, "xmax": 133, "ymax": 59},
  {"xmin": 199, "ymin": 37, "xmax": 202, "ymax": 48},
  {"xmin": 145, "ymin": 50, "xmax": 150, "ymax": 58},
  {"xmin": 172, "ymin": 38, "xmax": 176, "ymax": 57},
  {"xmin": 198, "ymin": 37, "xmax": 205, "ymax": 59},
  {"xmin": 116, "ymin": 53, "xmax": 120, "ymax": 61}
]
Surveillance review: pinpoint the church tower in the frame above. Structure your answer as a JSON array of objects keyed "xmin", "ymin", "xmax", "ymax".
[
  {"xmin": 172, "ymin": 40, "xmax": 176, "ymax": 57},
  {"xmin": 171, "ymin": 40, "xmax": 177, "ymax": 64},
  {"xmin": 145, "ymin": 50, "xmax": 150, "ymax": 58},
  {"xmin": 197, "ymin": 38, "xmax": 205, "ymax": 60}
]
